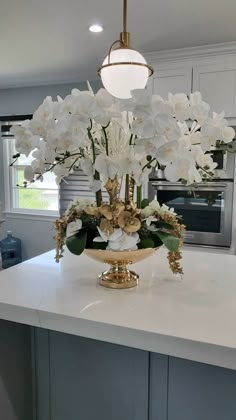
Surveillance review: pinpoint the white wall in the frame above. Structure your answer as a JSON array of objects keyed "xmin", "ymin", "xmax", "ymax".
[{"xmin": 0, "ymin": 80, "xmax": 102, "ymax": 261}]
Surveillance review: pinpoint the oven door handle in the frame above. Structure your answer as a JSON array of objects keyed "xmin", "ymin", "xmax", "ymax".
[{"xmin": 150, "ymin": 181, "xmax": 229, "ymax": 188}]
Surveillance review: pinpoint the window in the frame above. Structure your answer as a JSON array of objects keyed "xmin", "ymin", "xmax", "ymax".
[{"xmin": 2, "ymin": 127, "xmax": 59, "ymax": 216}]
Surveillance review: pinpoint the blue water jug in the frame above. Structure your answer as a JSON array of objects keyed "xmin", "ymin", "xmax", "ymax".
[{"xmin": 1, "ymin": 231, "xmax": 22, "ymax": 269}]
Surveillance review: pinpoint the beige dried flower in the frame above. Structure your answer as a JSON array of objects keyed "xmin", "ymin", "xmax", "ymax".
[
  {"xmin": 118, "ymin": 210, "xmax": 141, "ymax": 233},
  {"xmin": 99, "ymin": 204, "xmax": 113, "ymax": 220},
  {"xmin": 99, "ymin": 218, "xmax": 114, "ymax": 236},
  {"xmin": 84, "ymin": 205, "xmax": 100, "ymax": 218}
]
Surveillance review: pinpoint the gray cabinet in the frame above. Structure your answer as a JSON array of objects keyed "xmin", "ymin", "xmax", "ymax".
[
  {"xmin": 1, "ymin": 322, "xmax": 236, "ymax": 420},
  {"xmin": 34, "ymin": 329, "xmax": 149, "ymax": 420},
  {"xmin": 0, "ymin": 320, "xmax": 33, "ymax": 420},
  {"xmin": 168, "ymin": 357, "xmax": 236, "ymax": 420},
  {"xmin": 150, "ymin": 353, "xmax": 236, "ymax": 420}
]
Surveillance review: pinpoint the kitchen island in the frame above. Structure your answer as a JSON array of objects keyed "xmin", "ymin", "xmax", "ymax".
[{"xmin": 0, "ymin": 248, "xmax": 236, "ymax": 420}]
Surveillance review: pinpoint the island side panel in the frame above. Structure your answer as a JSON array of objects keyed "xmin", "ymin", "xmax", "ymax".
[
  {"xmin": 0, "ymin": 320, "xmax": 33, "ymax": 420},
  {"xmin": 167, "ymin": 357, "xmax": 236, "ymax": 420},
  {"xmin": 46, "ymin": 330, "xmax": 149, "ymax": 420}
]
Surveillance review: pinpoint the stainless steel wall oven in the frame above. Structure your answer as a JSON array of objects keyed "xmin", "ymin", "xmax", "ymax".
[
  {"xmin": 149, "ymin": 145, "xmax": 235, "ymax": 248},
  {"xmin": 148, "ymin": 181, "xmax": 234, "ymax": 247}
]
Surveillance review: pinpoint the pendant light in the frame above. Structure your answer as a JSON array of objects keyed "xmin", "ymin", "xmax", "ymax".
[{"xmin": 98, "ymin": 0, "xmax": 153, "ymax": 99}]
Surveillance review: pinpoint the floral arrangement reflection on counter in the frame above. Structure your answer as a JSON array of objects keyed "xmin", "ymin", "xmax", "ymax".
[{"xmin": 11, "ymin": 86, "xmax": 235, "ymax": 287}]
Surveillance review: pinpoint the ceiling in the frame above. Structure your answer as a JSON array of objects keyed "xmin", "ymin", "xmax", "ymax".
[{"xmin": 1, "ymin": 0, "xmax": 236, "ymax": 88}]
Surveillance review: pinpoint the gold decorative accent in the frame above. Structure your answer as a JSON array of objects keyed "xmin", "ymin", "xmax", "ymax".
[
  {"xmin": 98, "ymin": 62, "xmax": 153, "ymax": 77},
  {"xmin": 128, "ymin": 177, "xmax": 135, "ymax": 203},
  {"xmin": 84, "ymin": 248, "xmax": 158, "ymax": 289},
  {"xmin": 105, "ymin": 178, "xmax": 120, "ymax": 204}
]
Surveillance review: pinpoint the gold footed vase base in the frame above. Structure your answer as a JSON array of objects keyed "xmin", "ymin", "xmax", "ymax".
[
  {"xmin": 99, "ymin": 265, "xmax": 139, "ymax": 289},
  {"xmin": 84, "ymin": 248, "xmax": 158, "ymax": 290}
]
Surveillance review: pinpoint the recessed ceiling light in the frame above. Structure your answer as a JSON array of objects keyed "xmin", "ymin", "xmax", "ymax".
[{"xmin": 89, "ymin": 24, "xmax": 103, "ymax": 33}]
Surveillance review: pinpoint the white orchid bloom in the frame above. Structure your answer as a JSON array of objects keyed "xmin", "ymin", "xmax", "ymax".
[
  {"xmin": 156, "ymin": 140, "xmax": 180, "ymax": 165},
  {"xmin": 66, "ymin": 197, "xmax": 94, "ymax": 215},
  {"xmin": 189, "ymin": 92, "xmax": 210, "ymax": 124},
  {"xmin": 155, "ymin": 114, "xmax": 181, "ymax": 142},
  {"xmin": 191, "ymin": 145, "xmax": 217, "ymax": 173},
  {"xmin": 96, "ymin": 88, "xmax": 115, "ymax": 109},
  {"xmin": 33, "ymin": 96, "xmax": 56, "ymax": 122},
  {"xmin": 66, "ymin": 220, "xmax": 82, "ymax": 238},
  {"xmin": 141, "ymin": 201, "xmax": 161, "ymax": 218},
  {"xmin": 80, "ymin": 157, "xmax": 94, "ymax": 178},
  {"xmin": 23, "ymin": 166, "xmax": 35, "ymax": 182},
  {"xmin": 222, "ymin": 126, "xmax": 235, "ymax": 143},
  {"xmin": 131, "ymin": 89, "xmax": 152, "ymax": 108},
  {"xmin": 168, "ymin": 93, "xmax": 191, "ymax": 121},
  {"xmin": 94, "ymin": 154, "xmax": 120, "ymax": 180},
  {"xmin": 132, "ymin": 117, "xmax": 156, "ymax": 138},
  {"xmin": 159, "ymin": 204, "xmax": 177, "ymax": 216},
  {"xmin": 53, "ymin": 162, "xmax": 71, "ymax": 184},
  {"xmin": 146, "ymin": 216, "xmax": 159, "ymax": 231},
  {"xmin": 12, "ymin": 124, "xmax": 40, "ymax": 157},
  {"xmin": 152, "ymin": 95, "xmax": 174, "ymax": 117},
  {"xmin": 149, "ymin": 200, "xmax": 161, "ymax": 212},
  {"xmin": 165, "ymin": 156, "xmax": 202, "ymax": 184},
  {"xmin": 107, "ymin": 232, "xmax": 140, "ymax": 251},
  {"xmin": 202, "ymin": 112, "xmax": 235, "ymax": 143},
  {"xmin": 88, "ymin": 179, "xmax": 102, "ymax": 193}
]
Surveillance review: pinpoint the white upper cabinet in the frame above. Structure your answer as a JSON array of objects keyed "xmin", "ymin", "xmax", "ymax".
[
  {"xmin": 147, "ymin": 43, "xmax": 236, "ymax": 121},
  {"xmin": 192, "ymin": 64, "xmax": 236, "ymax": 118},
  {"xmin": 148, "ymin": 67, "xmax": 192, "ymax": 99}
]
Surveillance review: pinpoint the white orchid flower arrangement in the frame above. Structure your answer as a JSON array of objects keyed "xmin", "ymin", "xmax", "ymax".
[{"xmin": 11, "ymin": 86, "xmax": 235, "ymax": 273}]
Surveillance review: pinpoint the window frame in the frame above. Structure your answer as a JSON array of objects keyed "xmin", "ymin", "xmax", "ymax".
[{"xmin": 3, "ymin": 137, "xmax": 59, "ymax": 218}]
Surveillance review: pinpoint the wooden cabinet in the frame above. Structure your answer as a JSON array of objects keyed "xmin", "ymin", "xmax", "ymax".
[
  {"xmin": 192, "ymin": 64, "xmax": 236, "ymax": 117},
  {"xmin": 148, "ymin": 66, "xmax": 192, "ymax": 98}
]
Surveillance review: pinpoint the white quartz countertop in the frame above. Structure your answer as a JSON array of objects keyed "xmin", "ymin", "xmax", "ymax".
[{"xmin": 0, "ymin": 248, "xmax": 236, "ymax": 370}]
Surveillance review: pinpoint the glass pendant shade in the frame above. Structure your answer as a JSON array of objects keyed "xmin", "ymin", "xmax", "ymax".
[{"xmin": 100, "ymin": 48, "xmax": 149, "ymax": 99}]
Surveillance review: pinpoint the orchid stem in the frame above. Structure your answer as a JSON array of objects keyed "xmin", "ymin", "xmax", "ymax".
[
  {"xmin": 102, "ymin": 127, "xmax": 109, "ymax": 156},
  {"xmin": 95, "ymin": 171, "xmax": 102, "ymax": 206},
  {"xmin": 125, "ymin": 174, "xmax": 130, "ymax": 206},
  {"xmin": 88, "ymin": 127, "xmax": 102, "ymax": 206},
  {"xmin": 136, "ymin": 186, "xmax": 142, "ymax": 208}
]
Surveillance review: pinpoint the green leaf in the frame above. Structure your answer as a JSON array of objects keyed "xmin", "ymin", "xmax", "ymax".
[
  {"xmin": 150, "ymin": 233, "xmax": 164, "ymax": 248},
  {"xmin": 138, "ymin": 238, "xmax": 155, "ymax": 249},
  {"xmin": 156, "ymin": 231, "xmax": 180, "ymax": 252},
  {"xmin": 93, "ymin": 241, "xmax": 107, "ymax": 250},
  {"xmin": 156, "ymin": 221, "xmax": 175, "ymax": 231},
  {"xmin": 66, "ymin": 228, "xmax": 87, "ymax": 256},
  {"xmin": 141, "ymin": 198, "xmax": 150, "ymax": 209}
]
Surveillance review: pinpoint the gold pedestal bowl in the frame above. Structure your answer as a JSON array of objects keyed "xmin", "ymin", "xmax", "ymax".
[{"xmin": 84, "ymin": 248, "xmax": 158, "ymax": 289}]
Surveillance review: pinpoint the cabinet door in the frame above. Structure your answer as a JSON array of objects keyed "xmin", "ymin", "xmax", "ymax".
[
  {"xmin": 150, "ymin": 354, "xmax": 236, "ymax": 420},
  {"xmin": 0, "ymin": 320, "xmax": 33, "ymax": 420},
  {"xmin": 39, "ymin": 330, "xmax": 149, "ymax": 420},
  {"xmin": 148, "ymin": 67, "xmax": 192, "ymax": 98},
  {"xmin": 193, "ymin": 64, "xmax": 236, "ymax": 117}
]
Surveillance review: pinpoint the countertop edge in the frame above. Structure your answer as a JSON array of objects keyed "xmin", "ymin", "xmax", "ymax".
[{"xmin": 1, "ymin": 301, "xmax": 235, "ymax": 371}]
